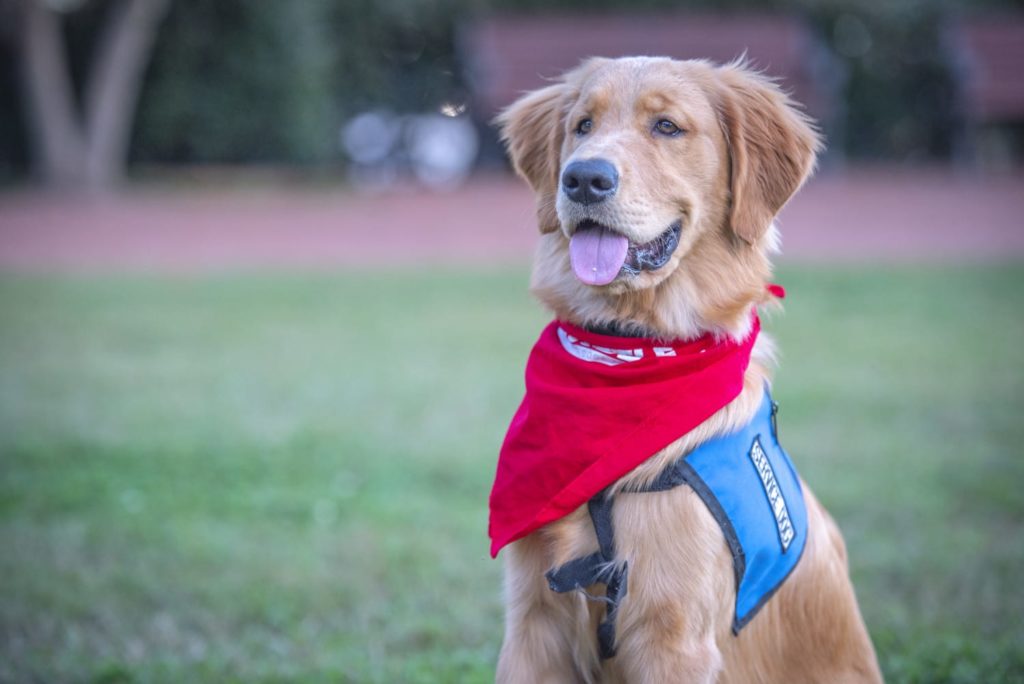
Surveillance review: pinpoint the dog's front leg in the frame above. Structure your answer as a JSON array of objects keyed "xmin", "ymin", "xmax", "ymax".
[
  {"xmin": 496, "ymin": 535, "xmax": 592, "ymax": 684},
  {"xmin": 608, "ymin": 490, "xmax": 733, "ymax": 684}
]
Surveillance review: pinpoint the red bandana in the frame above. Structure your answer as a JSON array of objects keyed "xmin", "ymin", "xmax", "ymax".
[{"xmin": 488, "ymin": 316, "xmax": 761, "ymax": 557}]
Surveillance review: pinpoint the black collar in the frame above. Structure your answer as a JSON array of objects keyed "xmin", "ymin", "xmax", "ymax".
[{"xmin": 583, "ymin": 320, "xmax": 653, "ymax": 338}]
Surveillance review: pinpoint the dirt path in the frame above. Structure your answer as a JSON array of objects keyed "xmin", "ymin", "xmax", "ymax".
[{"xmin": 0, "ymin": 168, "xmax": 1021, "ymax": 273}]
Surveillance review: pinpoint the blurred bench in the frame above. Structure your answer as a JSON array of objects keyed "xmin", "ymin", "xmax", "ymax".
[
  {"xmin": 462, "ymin": 13, "xmax": 844, "ymax": 163},
  {"xmin": 953, "ymin": 15, "xmax": 1024, "ymax": 166}
]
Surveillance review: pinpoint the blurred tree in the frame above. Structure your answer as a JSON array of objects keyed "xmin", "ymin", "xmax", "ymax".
[{"xmin": 11, "ymin": 0, "xmax": 170, "ymax": 189}]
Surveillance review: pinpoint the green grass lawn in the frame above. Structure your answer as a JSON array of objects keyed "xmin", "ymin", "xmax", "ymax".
[{"xmin": 1, "ymin": 264, "xmax": 1022, "ymax": 683}]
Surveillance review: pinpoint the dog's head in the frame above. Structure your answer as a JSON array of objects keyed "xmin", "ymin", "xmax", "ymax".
[{"xmin": 496, "ymin": 57, "xmax": 821, "ymax": 339}]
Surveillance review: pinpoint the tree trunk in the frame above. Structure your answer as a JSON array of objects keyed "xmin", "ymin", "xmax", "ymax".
[
  {"xmin": 16, "ymin": 0, "xmax": 171, "ymax": 191},
  {"xmin": 17, "ymin": 0, "xmax": 88, "ymax": 187},
  {"xmin": 83, "ymin": 0, "xmax": 171, "ymax": 188}
]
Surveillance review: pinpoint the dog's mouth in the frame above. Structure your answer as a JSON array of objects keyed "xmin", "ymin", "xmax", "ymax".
[{"xmin": 568, "ymin": 220, "xmax": 682, "ymax": 286}]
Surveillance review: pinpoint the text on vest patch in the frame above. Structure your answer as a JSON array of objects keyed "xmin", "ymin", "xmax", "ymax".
[{"xmin": 748, "ymin": 436, "xmax": 795, "ymax": 552}]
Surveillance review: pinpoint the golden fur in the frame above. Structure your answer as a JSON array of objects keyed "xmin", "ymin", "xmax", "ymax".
[{"xmin": 494, "ymin": 57, "xmax": 883, "ymax": 683}]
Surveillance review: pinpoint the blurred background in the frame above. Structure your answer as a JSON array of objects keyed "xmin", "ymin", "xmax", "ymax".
[{"xmin": 0, "ymin": 0, "xmax": 1022, "ymax": 682}]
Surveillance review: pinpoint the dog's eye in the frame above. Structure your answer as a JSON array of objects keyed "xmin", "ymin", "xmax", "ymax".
[
  {"xmin": 575, "ymin": 118, "xmax": 593, "ymax": 136},
  {"xmin": 654, "ymin": 119, "xmax": 683, "ymax": 136}
]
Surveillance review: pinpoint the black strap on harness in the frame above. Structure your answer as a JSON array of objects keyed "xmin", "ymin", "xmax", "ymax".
[
  {"xmin": 544, "ymin": 491, "xmax": 629, "ymax": 659},
  {"xmin": 542, "ymin": 455, "xmax": 703, "ymax": 659}
]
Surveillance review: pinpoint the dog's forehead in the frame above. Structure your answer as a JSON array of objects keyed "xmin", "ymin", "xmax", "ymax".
[{"xmin": 578, "ymin": 58, "xmax": 715, "ymax": 116}]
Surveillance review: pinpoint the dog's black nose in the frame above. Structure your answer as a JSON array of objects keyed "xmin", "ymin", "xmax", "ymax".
[{"xmin": 561, "ymin": 159, "xmax": 618, "ymax": 205}]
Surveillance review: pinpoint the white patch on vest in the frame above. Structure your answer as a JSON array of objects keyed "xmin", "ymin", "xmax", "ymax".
[
  {"xmin": 748, "ymin": 436, "xmax": 795, "ymax": 552},
  {"xmin": 557, "ymin": 327, "xmax": 644, "ymax": 366}
]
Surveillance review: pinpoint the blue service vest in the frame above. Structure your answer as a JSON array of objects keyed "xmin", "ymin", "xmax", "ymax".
[{"xmin": 546, "ymin": 389, "xmax": 808, "ymax": 657}]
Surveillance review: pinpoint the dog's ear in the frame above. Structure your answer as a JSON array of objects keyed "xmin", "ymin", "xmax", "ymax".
[
  {"xmin": 494, "ymin": 81, "xmax": 569, "ymax": 234},
  {"xmin": 714, "ymin": 62, "xmax": 823, "ymax": 245}
]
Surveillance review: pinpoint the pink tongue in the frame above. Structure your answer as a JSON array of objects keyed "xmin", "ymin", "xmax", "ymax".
[{"xmin": 569, "ymin": 227, "xmax": 629, "ymax": 286}]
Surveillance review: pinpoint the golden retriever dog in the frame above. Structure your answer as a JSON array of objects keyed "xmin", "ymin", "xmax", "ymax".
[{"xmin": 491, "ymin": 57, "xmax": 883, "ymax": 683}]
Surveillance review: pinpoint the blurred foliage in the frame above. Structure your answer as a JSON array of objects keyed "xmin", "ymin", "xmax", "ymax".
[
  {"xmin": 0, "ymin": 39, "xmax": 23, "ymax": 182},
  {"xmin": 131, "ymin": 0, "xmax": 466, "ymax": 164},
  {"xmin": 131, "ymin": 1, "xmax": 335, "ymax": 163},
  {"xmin": 0, "ymin": 0, "xmax": 1021, "ymax": 175},
  {"xmin": 807, "ymin": 2, "xmax": 962, "ymax": 161}
]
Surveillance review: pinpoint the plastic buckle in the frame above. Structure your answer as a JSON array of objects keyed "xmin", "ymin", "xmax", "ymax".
[{"xmin": 771, "ymin": 400, "xmax": 780, "ymax": 441}]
